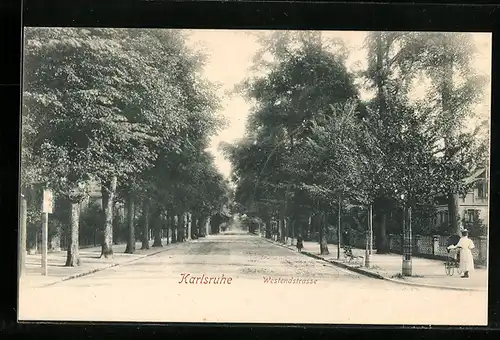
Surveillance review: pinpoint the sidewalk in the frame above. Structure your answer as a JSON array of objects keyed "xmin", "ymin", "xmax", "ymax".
[
  {"xmin": 267, "ymin": 237, "xmax": 488, "ymax": 291},
  {"xmin": 20, "ymin": 237, "xmax": 192, "ymax": 288}
]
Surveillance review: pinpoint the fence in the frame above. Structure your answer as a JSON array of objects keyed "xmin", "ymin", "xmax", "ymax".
[
  {"xmin": 387, "ymin": 233, "xmax": 487, "ymax": 265},
  {"xmin": 305, "ymin": 230, "xmax": 487, "ymax": 266},
  {"xmin": 27, "ymin": 227, "xmax": 101, "ymax": 254}
]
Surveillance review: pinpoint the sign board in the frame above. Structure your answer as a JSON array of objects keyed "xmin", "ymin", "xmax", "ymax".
[{"xmin": 42, "ymin": 189, "xmax": 53, "ymax": 214}]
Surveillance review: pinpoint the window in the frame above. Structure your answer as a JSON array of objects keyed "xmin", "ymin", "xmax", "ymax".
[
  {"xmin": 437, "ymin": 211, "xmax": 448, "ymax": 224},
  {"xmin": 477, "ymin": 182, "xmax": 486, "ymax": 198},
  {"xmin": 466, "ymin": 209, "xmax": 477, "ymax": 222}
]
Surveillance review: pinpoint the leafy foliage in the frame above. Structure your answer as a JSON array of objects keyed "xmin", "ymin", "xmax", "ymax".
[
  {"xmin": 21, "ymin": 28, "xmax": 231, "ymax": 258},
  {"xmin": 226, "ymin": 31, "xmax": 489, "ymax": 244}
]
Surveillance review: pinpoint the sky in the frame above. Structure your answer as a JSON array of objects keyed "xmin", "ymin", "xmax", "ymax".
[{"xmin": 185, "ymin": 30, "xmax": 492, "ymax": 180}]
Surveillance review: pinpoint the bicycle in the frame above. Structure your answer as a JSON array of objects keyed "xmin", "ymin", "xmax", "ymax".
[{"xmin": 444, "ymin": 247, "xmax": 462, "ymax": 276}]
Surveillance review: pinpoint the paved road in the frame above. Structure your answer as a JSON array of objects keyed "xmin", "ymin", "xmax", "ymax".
[{"xmin": 19, "ymin": 230, "xmax": 487, "ymax": 325}]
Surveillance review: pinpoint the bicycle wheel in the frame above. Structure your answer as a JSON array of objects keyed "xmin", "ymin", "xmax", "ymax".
[{"xmin": 445, "ymin": 262, "xmax": 452, "ymax": 276}]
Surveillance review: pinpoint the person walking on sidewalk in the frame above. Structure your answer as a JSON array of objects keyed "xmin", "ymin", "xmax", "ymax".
[
  {"xmin": 447, "ymin": 229, "xmax": 475, "ymax": 278},
  {"xmin": 296, "ymin": 235, "xmax": 303, "ymax": 252}
]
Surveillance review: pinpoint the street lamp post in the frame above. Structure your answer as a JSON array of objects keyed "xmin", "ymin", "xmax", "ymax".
[{"xmin": 401, "ymin": 194, "xmax": 412, "ymax": 276}]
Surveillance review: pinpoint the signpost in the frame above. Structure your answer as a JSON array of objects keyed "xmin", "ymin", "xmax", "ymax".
[{"xmin": 41, "ymin": 189, "xmax": 53, "ymax": 276}]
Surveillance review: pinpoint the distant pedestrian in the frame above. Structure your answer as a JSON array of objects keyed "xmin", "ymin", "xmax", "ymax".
[
  {"xmin": 296, "ymin": 235, "xmax": 303, "ymax": 252},
  {"xmin": 447, "ymin": 229, "xmax": 475, "ymax": 278}
]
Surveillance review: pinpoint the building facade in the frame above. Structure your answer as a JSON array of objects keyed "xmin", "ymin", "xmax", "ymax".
[{"xmin": 435, "ymin": 168, "xmax": 489, "ymax": 229}]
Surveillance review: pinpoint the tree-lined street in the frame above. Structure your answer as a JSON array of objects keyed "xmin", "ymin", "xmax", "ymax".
[
  {"xmin": 19, "ymin": 228, "xmax": 486, "ymax": 325},
  {"xmin": 19, "ymin": 29, "xmax": 489, "ymax": 325},
  {"xmin": 224, "ymin": 31, "xmax": 489, "ymax": 276},
  {"xmin": 20, "ymin": 28, "xmax": 233, "ymax": 273}
]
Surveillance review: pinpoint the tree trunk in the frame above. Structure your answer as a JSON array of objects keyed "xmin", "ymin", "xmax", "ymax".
[
  {"xmin": 165, "ymin": 211, "xmax": 170, "ymax": 245},
  {"xmin": 213, "ymin": 216, "xmax": 217, "ymax": 235},
  {"xmin": 49, "ymin": 225, "xmax": 62, "ymax": 252},
  {"xmin": 265, "ymin": 218, "xmax": 271, "ymax": 238},
  {"xmin": 182, "ymin": 214, "xmax": 186, "ymax": 239},
  {"xmin": 195, "ymin": 215, "xmax": 204, "ymax": 238},
  {"xmin": 198, "ymin": 216, "xmax": 203, "ymax": 237},
  {"xmin": 278, "ymin": 192, "xmax": 286, "ymax": 243},
  {"xmin": 448, "ymin": 193, "xmax": 461, "ymax": 235},
  {"xmin": 187, "ymin": 212, "xmax": 192, "ymax": 240},
  {"xmin": 295, "ymin": 215, "xmax": 303, "ymax": 240},
  {"xmin": 19, "ymin": 195, "xmax": 28, "ymax": 276},
  {"xmin": 373, "ymin": 33, "xmax": 391, "ymax": 254},
  {"xmin": 181, "ymin": 213, "xmax": 187, "ymax": 241},
  {"xmin": 124, "ymin": 193, "xmax": 135, "ymax": 254},
  {"xmin": 278, "ymin": 219, "xmax": 284, "ymax": 243},
  {"xmin": 66, "ymin": 202, "xmax": 81, "ymax": 267},
  {"xmin": 177, "ymin": 213, "xmax": 182, "ymax": 242},
  {"xmin": 178, "ymin": 214, "xmax": 183, "ymax": 242},
  {"xmin": 205, "ymin": 216, "xmax": 211, "ymax": 236},
  {"xmin": 376, "ymin": 213, "xmax": 390, "ymax": 253},
  {"xmin": 152, "ymin": 209, "xmax": 163, "ymax": 247},
  {"xmin": 100, "ymin": 176, "xmax": 117, "ymax": 258},
  {"xmin": 375, "ymin": 32, "xmax": 387, "ymax": 113},
  {"xmin": 319, "ymin": 213, "xmax": 330, "ymax": 255},
  {"xmin": 198, "ymin": 216, "xmax": 206, "ymax": 237},
  {"xmin": 191, "ymin": 214, "xmax": 195, "ymax": 238},
  {"xmin": 177, "ymin": 213, "xmax": 183, "ymax": 242},
  {"xmin": 440, "ymin": 51, "xmax": 460, "ymax": 236},
  {"xmin": 141, "ymin": 199, "xmax": 150, "ymax": 250},
  {"xmin": 307, "ymin": 214, "xmax": 312, "ymax": 240},
  {"xmin": 318, "ymin": 213, "xmax": 323, "ymax": 248},
  {"xmin": 171, "ymin": 214, "xmax": 178, "ymax": 243}
]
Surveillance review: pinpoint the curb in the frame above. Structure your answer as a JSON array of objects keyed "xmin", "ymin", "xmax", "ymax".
[
  {"xmin": 43, "ymin": 263, "xmax": 123, "ymax": 287},
  {"xmin": 262, "ymin": 237, "xmax": 485, "ymax": 292},
  {"xmin": 40, "ymin": 240, "xmax": 193, "ymax": 288}
]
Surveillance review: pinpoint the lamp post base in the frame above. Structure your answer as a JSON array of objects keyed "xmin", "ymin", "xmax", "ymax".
[
  {"xmin": 365, "ymin": 253, "xmax": 372, "ymax": 268},
  {"xmin": 402, "ymin": 259, "xmax": 412, "ymax": 276}
]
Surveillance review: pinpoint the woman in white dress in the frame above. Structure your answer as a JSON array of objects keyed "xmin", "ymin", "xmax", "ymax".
[{"xmin": 447, "ymin": 229, "xmax": 475, "ymax": 278}]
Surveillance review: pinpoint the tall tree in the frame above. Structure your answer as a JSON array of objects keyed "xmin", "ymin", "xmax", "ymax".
[{"xmin": 229, "ymin": 31, "xmax": 360, "ymax": 250}]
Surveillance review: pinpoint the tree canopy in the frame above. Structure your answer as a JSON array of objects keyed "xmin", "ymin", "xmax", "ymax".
[
  {"xmin": 21, "ymin": 28, "xmax": 231, "ymax": 265},
  {"xmin": 225, "ymin": 31, "xmax": 489, "ymax": 253}
]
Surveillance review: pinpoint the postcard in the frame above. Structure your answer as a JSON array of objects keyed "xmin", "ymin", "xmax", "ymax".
[{"xmin": 18, "ymin": 28, "xmax": 490, "ymax": 326}]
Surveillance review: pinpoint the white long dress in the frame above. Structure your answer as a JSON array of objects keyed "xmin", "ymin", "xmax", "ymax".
[{"xmin": 453, "ymin": 237, "xmax": 475, "ymax": 273}]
